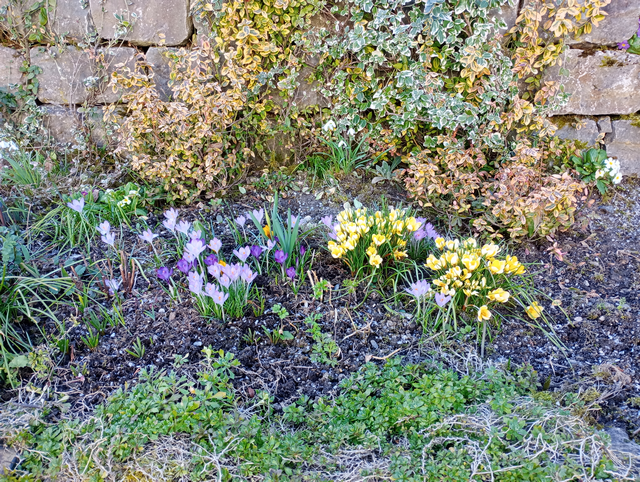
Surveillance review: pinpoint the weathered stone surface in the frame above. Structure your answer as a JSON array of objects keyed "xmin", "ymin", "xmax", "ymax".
[
  {"xmin": 488, "ymin": 1, "xmax": 518, "ymax": 37},
  {"xmin": 1, "ymin": 445, "xmax": 18, "ymax": 475},
  {"xmin": 606, "ymin": 120, "xmax": 640, "ymax": 175},
  {"xmin": 604, "ymin": 427, "xmax": 640, "ymax": 474},
  {"xmin": 0, "ymin": 47, "xmax": 23, "ymax": 91},
  {"xmin": 84, "ymin": 105, "xmax": 122, "ymax": 147},
  {"xmin": 89, "ymin": 0, "xmax": 192, "ymax": 46},
  {"xmin": 291, "ymin": 66, "xmax": 328, "ymax": 108},
  {"xmin": 31, "ymin": 46, "xmax": 137, "ymax": 104},
  {"xmin": 554, "ymin": 118, "xmax": 599, "ymax": 146},
  {"xmin": 597, "ymin": 116, "xmax": 612, "ymax": 134},
  {"xmin": 50, "ymin": 0, "xmax": 95, "ymax": 40},
  {"xmin": 546, "ymin": 49, "xmax": 640, "ymax": 115},
  {"xmin": 42, "ymin": 105, "xmax": 83, "ymax": 144},
  {"xmin": 568, "ymin": 0, "xmax": 640, "ymax": 45},
  {"xmin": 146, "ymin": 47, "xmax": 173, "ymax": 101}
]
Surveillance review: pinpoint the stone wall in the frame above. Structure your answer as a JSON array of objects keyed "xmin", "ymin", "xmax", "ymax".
[{"xmin": 0, "ymin": 0, "xmax": 639, "ymax": 174}]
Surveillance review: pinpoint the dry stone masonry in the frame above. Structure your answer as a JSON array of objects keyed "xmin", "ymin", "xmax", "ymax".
[{"xmin": 0, "ymin": 0, "xmax": 639, "ymax": 174}]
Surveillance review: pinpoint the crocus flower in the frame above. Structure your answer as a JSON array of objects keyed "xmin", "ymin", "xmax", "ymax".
[
  {"xmin": 97, "ymin": 221, "xmax": 111, "ymax": 236},
  {"xmin": 406, "ymin": 280, "xmax": 430, "ymax": 299},
  {"xmin": 413, "ymin": 229, "xmax": 427, "ymax": 241},
  {"xmin": 189, "ymin": 230, "xmax": 202, "ymax": 240},
  {"xmin": 204, "ymin": 283, "xmax": 218, "ymax": 298},
  {"xmin": 262, "ymin": 239, "xmax": 276, "ymax": 251},
  {"xmin": 224, "ymin": 263, "xmax": 241, "ymax": 281},
  {"xmin": 241, "ymin": 266, "xmax": 257, "ymax": 283},
  {"xmin": 211, "ymin": 290, "xmax": 228, "ymax": 306},
  {"xmin": 251, "ymin": 208, "xmax": 264, "ymax": 224},
  {"xmin": 219, "ymin": 274, "xmax": 231, "ymax": 288},
  {"xmin": 188, "ymin": 271, "xmax": 204, "ymax": 295},
  {"xmin": 163, "ymin": 218, "xmax": 176, "ymax": 232},
  {"xmin": 321, "ymin": 215, "xmax": 333, "ymax": 229},
  {"xmin": 286, "ymin": 267, "xmax": 296, "ymax": 280},
  {"xmin": 139, "ymin": 229, "xmax": 158, "ymax": 244},
  {"xmin": 183, "ymin": 251, "xmax": 197, "ymax": 263},
  {"xmin": 250, "ymin": 245, "xmax": 263, "ymax": 258},
  {"xmin": 236, "ymin": 215, "xmax": 246, "ymax": 227},
  {"xmin": 185, "ymin": 238, "xmax": 207, "ymax": 258},
  {"xmin": 209, "ymin": 238, "xmax": 222, "ymax": 253},
  {"xmin": 67, "ymin": 198, "xmax": 84, "ymax": 213},
  {"xmin": 176, "ymin": 258, "xmax": 192, "ymax": 274},
  {"xmin": 208, "ymin": 263, "xmax": 222, "ymax": 278},
  {"xmin": 101, "ymin": 232, "xmax": 116, "ymax": 246},
  {"xmin": 233, "ymin": 246, "xmax": 250, "ymax": 263},
  {"xmin": 204, "ymin": 254, "xmax": 218, "ymax": 266},
  {"xmin": 424, "ymin": 223, "xmax": 439, "ymax": 240},
  {"xmin": 104, "ymin": 278, "xmax": 120, "ymax": 295},
  {"xmin": 274, "ymin": 250, "xmax": 288, "ymax": 265},
  {"xmin": 175, "ymin": 220, "xmax": 191, "ymax": 235},
  {"xmin": 164, "ymin": 208, "xmax": 179, "ymax": 222},
  {"xmin": 156, "ymin": 266, "xmax": 173, "ymax": 281},
  {"xmin": 300, "ymin": 245, "xmax": 307, "ymax": 257},
  {"xmin": 435, "ymin": 293, "xmax": 452, "ymax": 307},
  {"xmin": 290, "ymin": 215, "xmax": 298, "ymax": 227}
]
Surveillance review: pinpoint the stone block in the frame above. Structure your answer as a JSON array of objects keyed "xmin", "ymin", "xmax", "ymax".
[
  {"xmin": 488, "ymin": 1, "xmax": 518, "ymax": 38},
  {"xmin": 568, "ymin": 0, "xmax": 640, "ymax": 45},
  {"xmin": 50, "ymin": 0, "xmax": 95, "ymax": 41},
  {"xmin": 42, "ymin": 105, "xmax": 83, "ymax": 145},
  {"xmin": 597, "ymin": 116, "xmax": 612, "ymax": 134},
  {"xmin": 606, "ymin": 120, "xmax": 640, "ymax": 175},
  {"xmin": 553, "ymin": 118, "xmax": 600, "ymax": 146},
  {"xmin": 31, "ymin": 46, "xmax": 137, "ymax": 104},
  {"xmin": 545, "ymin": 49, "xmax": 640, "ymax": 115},
  {"xmin": 0, "ymin": 47, "xmax": 23, "ymax": 91},
  {"xmin": 89, "ymin": 0, "xmax": 192, "ymax": 46},
  {"xmin": 146, "ymin": 47, "xmax": 174, "ymax": 101}
]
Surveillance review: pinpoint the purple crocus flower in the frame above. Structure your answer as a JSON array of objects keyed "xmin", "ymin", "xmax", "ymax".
[
  {"xmin": 435, "ymin": 293, "xmax": 452, "ymax": 307},
  {"xmin": 321, "ymin": 215, "xmax": 333, "ymax": 229},
  {"xmin": 300, "ymin": 244, "xmax": 307, "ymax": 257},
  {"xmin": 105, "ymin": 278, "xmax": 120, "ymax": 295},
  {"xmin": 67, "ymin": 198, "xmax": 85, "ymax": 214},
  {"xmin": 209, "ymin": 238, "xmax": 222, "ymax": 253},
  {"xmin": 156, "ymin": 266, "xmax": 173, "ymax": 281},
  {"xmin": 176, "ymin": 258, "xmax": 192, "ymax": 274},
  {"xmin": 424, "ymin": 223, "xmax": 439, "ymax": 239},
  {"xmin": 185, "ymin": 238, "xmax": 207, "ymax": 258},
  {"xmin": 274, "ymin": 250, "xmax": 288, "ymax": 265},
  {"xmin": 208, "ymin": 263, "xmax": 222, "ymax": 279},
  {"xmin": 101, "ymin": 232, "xmax": 116, "ymax": 246},
  {"xmin": 250, "ymin": 245, "xmax": 263, "ymax": 258},
  {"xmin": 211, "ymin": 290, "xmax": 228, "ymax": 306},
  {"xmin": 97, "ymin": 221, "xmax": 111, "ymax": 236},
  {"xmin": 251, "ymin": 208, "xmax": 264, "ymax": 224},
  {"xmin": 233, "ymin": 246, "xmax": 251, "ymax": 263},
  {"xmin": 413, "ymin": 229, "xmax": 427, "ymax": 242},
  {"xmin": 286, "ymin": 266, "xmax": 296, "ymax": 280},
  {"xmin": 175, "ymin": 220, "xmax": 191, "ymax": 235},
  {"xmin": 219, "ymin": 274, "xmax": 231, "ymax": 288},
  {"xmin": 406, "ymin": 280, "xmax": 430, "ymax": 299},
  {"xmin": 187, "ymin": 271, "xmax": 204, "ymax": 295},
  {"xmin": 236, "ymin": 215, "xmax": 246, "ymax": 227},
  {"xmin": 139, "ymin": 229, "xmax": 158, "ymax": 244},
  {"xmin": 204, "ymin": 253, "xmax": 218, "ymax": 266}
]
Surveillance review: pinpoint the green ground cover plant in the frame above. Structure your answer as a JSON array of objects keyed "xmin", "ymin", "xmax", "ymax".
[{"xmin": 4, "ymin": 353, "xmax": 618, "ymax": 481}]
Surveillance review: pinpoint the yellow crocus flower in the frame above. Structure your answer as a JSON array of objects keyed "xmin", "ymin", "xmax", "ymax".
[
  {"xmin": 393, "ymin": 250, "xmax": 408, "ymax": 260},
  {"xmin": 426, "ymin": 254, "xmax": 443, "ymax": 270},
  {"xmin": 487, "ymin": 288, "xmax": 510, "ymax": 303},
  {"xmin": 444, "ymin": 251, "xmax": 459, "ymax": 266},
  {"xmin": 369, "ymin": 253, "xmax": 383, "ymax": 268},
  {"xmin": 525, "ymin": 302, "xmax": 543, "ymax": 319},
  {"xmin": 477, "ymin": 305, "xmax": 491, "ymax": 321},
  {"xmin": 366, "ymin": 245, "xmax": 377, "ymax": 257},
  {"xmin": 488, "ymin": 259, "xmax": 506, "ymax": 274},
  {"xmin": 461, "ymin": 253, "xmax": 480, "ymax": 271},
  {"xmin": 435, "ymin": 237, "xmax": 446, "ymax": 249},
  {"xmin": 405, "ymin": 217, "xmax": 420, "ymax": 232},
  {"xmin": 481, "ymin": 243, "xmax": 500, "ymax": 258},
  {"xmin": 372, "ymin": 234, "xmax": 386, "ymax": 246}
]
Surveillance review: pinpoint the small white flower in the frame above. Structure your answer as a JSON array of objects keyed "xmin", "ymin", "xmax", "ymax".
[
  {"xmin": 595, "ymin": 169, "xmax": 605, "ymax": 179},
  {"xmin": 612, "ymin": 172, "xmax": 622, "ymax": 184},
  {"xmin": 337, "ymin": 140, "xmax": 347, "ymax": 148},
  {"xmin": 347, "ymin": 128, "xmax": 356, "ymax": 136},
  {"xmin": 322, "ymin": 120, "xmax": 337, "ymax": 132}
]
